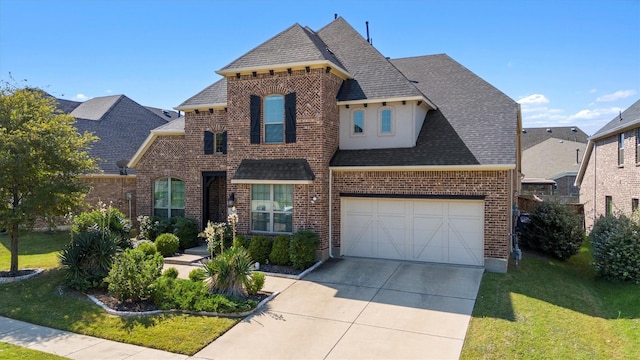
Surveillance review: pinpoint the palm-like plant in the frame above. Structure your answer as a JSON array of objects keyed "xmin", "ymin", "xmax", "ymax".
[
  {"xmin": 59, "ymin": 228, "xmax": 118, "ymax": 290},
  {"xmin": 204, "ymin": 246, "xmax": 253, "ymax": 297}
]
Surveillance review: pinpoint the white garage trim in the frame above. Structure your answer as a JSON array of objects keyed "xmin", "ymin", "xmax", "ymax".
[{"xmin": 341, "ymin": 197, "xmax": 484, "ymax": 266}]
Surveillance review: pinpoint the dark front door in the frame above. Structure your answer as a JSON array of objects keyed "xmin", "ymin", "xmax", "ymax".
[{"xmin": 202, "ymin": 172, "xmax": 226, "ymax": 227}]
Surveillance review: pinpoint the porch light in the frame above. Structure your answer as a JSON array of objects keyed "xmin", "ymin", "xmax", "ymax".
[{"xmin": 311, "ymin": 194, "xmax": 318, "ymax": 204}]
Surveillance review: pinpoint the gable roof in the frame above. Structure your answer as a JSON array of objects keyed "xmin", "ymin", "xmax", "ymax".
[
  {"xmin": 575, "ymin": 98, "xmax": 640, "ymax": 186},
  {"xmin": 145, "ymin": 106, "xmax": 180, "ymax": 121},
  {"xmin": 65, "ymin": 95, "xmax": 170, "ymax": 174},
  {"xmin": 217, "ymin": 23, "xmax": 349, "ymax": 77},
  {"xmin": 55, "ymin": 98, "xmax": 82, "ymax": 113},
  {"xmin": 389, "ymin": 54, "xmax": 519, "ymax": 165},
  {"xmin": 521, "ymin": 126, "xmax": 587, "ymax": 150},
  {"xmin": 522, "ymin": 138, "xmax": 585, "ymax": 180},
  {"xmin": 176, "ymin": 78, "xmax": 227, "ymax": 110},
  {"xmin": 317, "ymin": 18, "xmax": 431, "ymax": 104}
]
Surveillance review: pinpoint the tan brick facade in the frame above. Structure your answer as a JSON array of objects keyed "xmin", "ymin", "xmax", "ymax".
[
  {"xmin": 331, "ymin": 169, "xmax": 514, "ymax": 262},
  {"xmin": 83, "ymin": 175, "xmax": 137, "ymax": 220},
  {"xmin": 580, "ymin": 128, "xmax": 640, "ymax": 230}
]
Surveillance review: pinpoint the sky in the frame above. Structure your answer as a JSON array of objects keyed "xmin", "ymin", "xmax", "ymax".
[{"xmin": 1, "ymin": 0, "xmax": 638, "ymax": 136}]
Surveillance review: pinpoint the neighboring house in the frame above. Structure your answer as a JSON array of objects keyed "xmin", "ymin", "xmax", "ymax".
[
  {"xmin": 521, "ymin": 127, "xmax": 587, "ymax": 202},
  {"xmin": 576, "ymin": 99, "xmax": 640, "ymax": 230},
  {"xmin": 129, "ymin": 17, "xmax": 521, "ymax": 272},
  {"xmin": 54, "ymin": 94, "xmax": 178, "ymax": 220}
]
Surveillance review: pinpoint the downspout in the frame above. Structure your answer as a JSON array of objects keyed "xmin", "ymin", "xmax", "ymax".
[
  {"xmin": 593, "ymin": 143, "xmax": 597, "ymax": 226},
  {"xmin": 328, "ymin": 168, "xmax": 333, "ymax": 258}
]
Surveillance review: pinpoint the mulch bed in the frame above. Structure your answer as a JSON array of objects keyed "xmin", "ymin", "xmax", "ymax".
[{"xmin": 258, "ymin": 263, "xmax": 304, "ymax": 276}]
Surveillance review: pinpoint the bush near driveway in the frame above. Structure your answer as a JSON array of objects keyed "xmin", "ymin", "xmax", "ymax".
[
  {"xmin": 589, "ymin": 214, "xmax": 640, "ymax": 284},
  {"xmin": 290, "ymin": 230, "xmax": 318, "ymax": 269}
]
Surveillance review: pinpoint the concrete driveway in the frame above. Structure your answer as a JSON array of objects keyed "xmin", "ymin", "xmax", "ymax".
[{"xmin": 192, "ymin": 257, "xmax": 483, "ymax": 360}]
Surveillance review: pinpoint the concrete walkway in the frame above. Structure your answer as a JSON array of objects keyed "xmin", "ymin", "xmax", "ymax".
[{"xmin": 1, "ymin": 258, "xmax": 482, "ymax": 360}]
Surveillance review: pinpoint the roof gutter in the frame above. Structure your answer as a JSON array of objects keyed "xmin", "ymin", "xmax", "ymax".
[
  {"xmin": 216, "ymin": 60, "xmax": 352, "ymax": 80},
  {"xmin": 175, "ymin": 103, "xmax": 227, "ymax": 112},
  {"xmin": 330, "ymin": 164, "xmax": 516, "ymax": 172},
  {"xmin": 337, "ymin": 96, "xmax": 437, "ymax": 111}
]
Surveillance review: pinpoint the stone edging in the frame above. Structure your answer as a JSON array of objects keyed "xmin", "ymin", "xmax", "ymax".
[
  {"xmin": 0, "ymin": 268, "xmax": 44, "ymax": 284},
  {"xmin": 86, "ymin": 291, "xmax": 279, "ymax": 318},
  {"xmin": 257, "ymin": 260, "xmax": 323, "ymax": 280}
]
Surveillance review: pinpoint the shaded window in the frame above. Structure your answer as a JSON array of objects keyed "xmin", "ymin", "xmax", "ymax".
[
  {"xmin": 264, "ymin": 95, "xmax": 284, "ymax": 143},
  {"xmin": 618, "ymin": 133, "xmax": 624, "ymax": 166},
  {"xmin": 605, "ymin": 196, "xmax": 613, "ymax": 216},
  {"xmin": 353, "ymin": 110, "xmax": 364, "ymax": 134},
  {"xmin": 380, "ymin": 108, "xmax": 393, "ymax": 134},
  {"xmin": 154, "ymin": 178, "xmax": 185, "ymax": 218},
  {"xmin": 251, "ymin": 184, "xmax": 293, "ymax": 233},
  {"xmin": 204, "ymin": 131, "xmax": 227, "ymax": 154},
  {"xmin": 632, "ymin": 198, "xmax": 639, "ymax": 213},
  {"xmin": 636, "ymin": 128, "xmax": 639, "ymax": 163}
]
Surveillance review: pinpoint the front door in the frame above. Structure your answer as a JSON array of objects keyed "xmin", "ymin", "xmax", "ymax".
[{"xmin": 202, "ymin": 172, "xmax": 226, "ymax": 226}]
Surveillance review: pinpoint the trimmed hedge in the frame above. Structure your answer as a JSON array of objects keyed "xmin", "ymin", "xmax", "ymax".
[
  {"xmin": 290, "ymin": 230, "xmax": 318, "ymax": 270},
  {"xmin": 173, "ymin": 217, "xmax": 199, "ymax": 250},
  {"xmin": 248, "ymin": 235, "xmax": 273, "ymax": 264},
  {"xmin": 590, "ymin": 214, "xmax": 640, "ymax": 283},
  {"xmin": 269, "ymin": 234, "xmax": 291, "ymax": 266},
  {"xmin": 155, "ymin": 233, "xmax": 179, "ymax": 257}
]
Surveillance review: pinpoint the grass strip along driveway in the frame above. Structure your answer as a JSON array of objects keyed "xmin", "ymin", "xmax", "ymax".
[
  {"xmin": 462, "ymin": 243, "xmax": 640, "ymax": 359},
  {"xmin": 0, "ymin": 231, "xmax": 238, "ymax": 355}
]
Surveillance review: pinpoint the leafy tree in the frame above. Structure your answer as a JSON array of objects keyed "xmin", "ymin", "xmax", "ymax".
[{"xmin": 0, "ymin": 83, "xmax": 98, "ymax": 275}]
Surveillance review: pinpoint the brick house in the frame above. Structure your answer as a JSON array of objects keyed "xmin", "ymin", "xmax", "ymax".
[
  {"xmin": 520, "ymin": 126, "xmax": 587, "ymax": 202},
  {"xmin": 54, "ymin": 94, "xmax": 178, "ymax": 220},
  {"xmin": 129, "ymin": 18, "xmax": 521, "ymax": 272},
  {"xmin": 576, "ymin": 99, "xmax": 640, "ymax": 230}
]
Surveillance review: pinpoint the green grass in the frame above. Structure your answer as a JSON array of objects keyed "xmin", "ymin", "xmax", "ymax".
[
  {"xmin": 0, "ymin": 342, "xmax": 68, "ymax": 360},
  {"xmin": 462, "ymin": 243, "xmax": 640, "ymax": 359},
  {"xmin": 0, "ymin": 231, "xmax": 70, "ymax": 271},
  {"xmin": 0, "ymin": 231, "xmax": 240, "ymax": 355}
]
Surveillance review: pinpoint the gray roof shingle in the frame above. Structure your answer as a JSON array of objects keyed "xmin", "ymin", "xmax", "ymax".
[
  {"xmin": 233, "ymin": 159, "xmax": 315, "ymax": 181},
  {"xmin": 317, "ymin": 18, "xmax": 425, "ymax": 101},
  {"xmin": 591, "ymin": 98, "xmax": 640, "ymax": 139},
  {"xmin": 390, "ymin": 54, "xmax": 518, "ymax": 165},
  {"xmin": 178, "ymin": 78, "xmax": 227, "ymax": 108},
  {"xmin": 145, "ymin": 106, "xmax": 180, "ymax": 121},
  {"xmin": 55, "ymin": 98, "xmax": 82, "ymax": 113},
  {"xmin": 70, "ymin": 95, "xmax": 122, "ymax": 121},
  {"xmin": 219, "ymin": 23, "xmax": 345, "ymax": 72},
  {"xmin": 521, "ymin": 126, "xmax": 587, "ymax": 150},
  {"xmin": 154, "ymin": 116, "xmax": 185, "ymax": 132}
]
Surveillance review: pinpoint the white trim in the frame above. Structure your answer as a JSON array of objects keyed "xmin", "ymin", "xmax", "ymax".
[
  {"xmin": 231, "ymin": 179, "xmax": 314, "ymax": 184},
  {"xmin": 175, "ymin": 103, "xmax": 226, "ymax": 111},
  {"xmin": 338, "ymin": 96, "xmax": 437, "ymax": 110},
  {"xmin": 216, "ymin": 60, "xmax": 352, "ymax": 80},
  {"xmin": 128, "ymin": 130, "xmax": 185, "ymax": 168},
  {"xmin": 330, "ymin": 164, "xmax": 516, "ymax": 172}
]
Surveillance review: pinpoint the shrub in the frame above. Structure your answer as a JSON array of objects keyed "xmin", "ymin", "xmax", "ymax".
[
  {"xmin": 521, "ymin": 201, "xmax": 585, "ymax": 260},
  {"xmin": 173, "ymin": 217, "xmax": 199, "ymax": 250},
  {"xmin": 246, "ymin": 272, "xmax": 265, "ymax": 296},
  {"xmin": 136, "ymin": 241, "xmax": 157, "ymax": 257},
  {"xmin": 235, "ymin": 234, "xmax": 250, "ymax": 249},
  {"xmin": 72, "ymin": 204, "xmax": 131, "ymax": 249},
  {"xmin": 590, "ymin": 214, "xmax": 640, "ymax": 283},
  {"xmin": 162, "ymin": 267, "xmax": 179, "ymax": 279},
  {"xmin": 248, "ymin": 235, "xmax": 273, "ymax": 264},
  {"xmin": 269, "ymin": 234, "xmax": 291, "ymax": 266},
  {"xmin": 204, "ymin": 247, "xmax": 254, "ymax": 297},
  {"xmin": 155, "ymin": 233, "xmax": 179, "ymax": 257},
  {"xmin": 105, "ymin": 248, "xmax": 164, "ymax": 302},
  {"xmin": 137, "ymin": 215, "xmax": 171, "ymax": 242},
  {"xmin": 290, "ymin": 230, "xmax": 319, "ymax": 270},
  {"xmin": 189, "ymin": 268, "xmax": 207, "ymax": 282},
  {"xmin": 59, "ymin": 230, "xmax": 118, "ymax": 291}
]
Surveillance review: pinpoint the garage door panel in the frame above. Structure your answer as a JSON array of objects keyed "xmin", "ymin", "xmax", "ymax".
[{"xmin": 341, "ymin": 198, "xmax": 484, "ymax": 266}]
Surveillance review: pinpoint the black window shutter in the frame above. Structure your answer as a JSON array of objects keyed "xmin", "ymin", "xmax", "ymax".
[
  {"xmin": 250, "ymin": 95, "xmax": 261, "ymax": 144},
  {"xmin": 222, "ymin": 131, "xmax": 227, "ymax": 154},
  {"xmin": 285, "ymin": 92, "xmax": 296, "ymax": 143},
  {"xmin": 204, "ymin": 131, "xmax": 214, "ymax": 154}
]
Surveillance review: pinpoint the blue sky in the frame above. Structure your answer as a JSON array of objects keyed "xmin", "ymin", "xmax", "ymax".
[{"xmin": 1, "ymin": 0, "xmax": 638, "ymax": 135}]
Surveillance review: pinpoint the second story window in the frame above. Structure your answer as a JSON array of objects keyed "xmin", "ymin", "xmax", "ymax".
[
  {"xmin": 352, "ymin": 110, "xmax": 364, "ymax": 135},
  {"xmin": 618, "ymin": 132, "xmax": 624, "ymax": 166},
  {"xmin": 264, "ymin": 95, "xmax": 284, "ymax": 143},
  {"xmin": 204, "ymin": 131, "xmax": 227, "ymax": 154},
  {"xmin": 380, "ymin": 108, "xmax": 393, "ymax": 135},
  {"xmin": 636, "ymin": 128, "xmax": 639, "ymax": 163},
  {"xmin": 250, "ymin": 93, "xmax": 297, "ymax": 145}
]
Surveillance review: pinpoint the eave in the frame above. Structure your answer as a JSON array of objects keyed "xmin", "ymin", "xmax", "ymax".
[{"xmin": 216, "ymin": 60, "xmax": 352, "ymax": 81}]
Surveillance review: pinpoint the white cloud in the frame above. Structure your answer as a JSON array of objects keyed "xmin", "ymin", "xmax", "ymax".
[
  {"xmin": 105, "ymin": 89, "xmax": 113, "ymax": 94},
  {"xmin": 74, "ymin": 93, "xmax": 88, "ymax": 101},
  {"xmin": 567, "ymin": 107, "xmax": 622, "ymax": 121},
  {"xmin": 589, "ymin": 88, "xmax": 597, "ymax": 94},
  {"xmin": 517, "ymin": 94, "xmax": 549, "ymax": 105},
  {"xmin": 596, "ymin": 89, "xmax": 636, "ymax": 102}
]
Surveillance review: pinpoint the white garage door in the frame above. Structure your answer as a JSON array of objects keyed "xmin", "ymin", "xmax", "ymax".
[{"xmin": 341, "ymin": 198, "xmax": 484, "ymax": 266}]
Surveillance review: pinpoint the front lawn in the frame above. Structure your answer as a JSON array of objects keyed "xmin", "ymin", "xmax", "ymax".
[
  {"xmin": 0, "ymin": 231, "xmax": 240, "ymax": 355},
  {"xmin": 0, "ymin": 231, "xmax": 69, "ymax": 270},
  {"xmin": 462, "ymin": 243, "xmax": 640, "ymax": 359},
  {"xmin": 0, "ymin": 342, "xmax": 68, "ymax": 360}
]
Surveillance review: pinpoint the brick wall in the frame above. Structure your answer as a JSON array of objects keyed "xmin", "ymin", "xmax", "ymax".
[
  {"xmin": 580, "ymin": 129, "xmax": 640, "ymax": 230},
  {"xmin": 331, "ymin": 169, "xmax": 514, "ymax": 261},
  {"xmin": 83, "ymin": 176, "xmax": 137, "ymax": 220}
]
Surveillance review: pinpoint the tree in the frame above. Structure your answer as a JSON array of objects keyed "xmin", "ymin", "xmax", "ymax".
[{"xmin": 0, "ymin": 83, "xmax": 98, "ymax": 275}]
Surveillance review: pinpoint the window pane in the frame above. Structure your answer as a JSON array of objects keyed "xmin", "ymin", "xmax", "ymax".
[
  {"xmin": 154, "ymin": 179, "xmax": 168, "ymax": 209},
  {"xmin": 251, "ymin": 212, "xmax": 270, "ymax": 232},
  {"xmin": 154, "ymin": 208, "xmax": 168, "ymax": 218},
  {"xmin": 274, "ymin": 185, "xmax": 293, "ymax": 211},
  {"xmin": 251, "ymin": 184, "xmax": 270, "ymax": 211},
  {"xmin": 273, "ymin": 213, "xmax": 292, "ymax": 233},
  {"xmin": 264, "ymin": 96, "xmax": 284, "ymax": 124},
  {"xmin": 171, "ymin": 209, "xmax": 185, "ymax": 218},
  {"xmin": 381, "ymin": 109, "xmax": 392, "ymax": 133},
  {"xmin": 171, "ymin": 179, "xmax": 185, "ymax": 208},
  {"xmin": 265, "ymin": 123, "xmax": 284, "ymax": 143},
  {"xmin": 353, "ymin": 111, "xmax": 363, "ymax": 133},
  {"xmin": 215, "ymin": 132, "xmax": 223, "ymax": 153}
]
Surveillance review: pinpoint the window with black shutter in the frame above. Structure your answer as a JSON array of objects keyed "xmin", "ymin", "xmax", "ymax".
[
  {"xmin": 204, "ymin": 131, "xmax": 214, "ymax": 154},
  {"xmin": 250, "ymin": 95, "xmax": 261, "ymax": 144},
  {"xmin": 285, "ymin": 92, "xmax": 296, "ymax": 143}
]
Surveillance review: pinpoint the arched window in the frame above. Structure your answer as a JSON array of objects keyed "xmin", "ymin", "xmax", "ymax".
[
  {"xmin": 264, "ymin": 95, "xmax": 284, "ymax": 143},
  {"xmin": 154, "ymin": 177, "xmax": 185, "ymax": 218},
  {"xmin": 379, "ymin": 108, "xmax": 393, "ymax": 135}
]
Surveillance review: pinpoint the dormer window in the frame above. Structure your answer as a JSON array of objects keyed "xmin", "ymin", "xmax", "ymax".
[
  {"xmin": 352, "ymin": 110, "xmax": 364, "ymax": 135},
  {"xmin": 379, "ymin": 108, "xmax": 393, "ymax": 135}
]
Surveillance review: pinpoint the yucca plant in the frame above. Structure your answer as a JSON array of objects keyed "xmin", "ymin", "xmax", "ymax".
[
  {"xmin": 204, "ymin": 246, "xmax": 253, "ymax": 297},
  {"xmin": 59, "ymin": 229, "xmax": 118, "ymax": 291}
]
